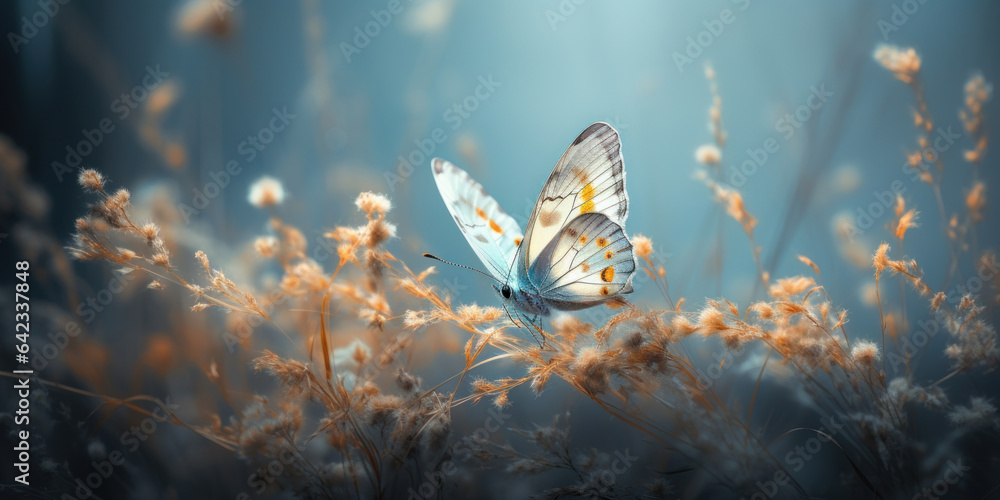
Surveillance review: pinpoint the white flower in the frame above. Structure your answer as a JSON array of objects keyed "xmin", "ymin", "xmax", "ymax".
[
  {"xmin": 695, "ymin": 144, "xmax": 721, "ymax": 165},
  {"xmin": 248, "ymin": 176, "xmax": 284, "ymax": 208}
]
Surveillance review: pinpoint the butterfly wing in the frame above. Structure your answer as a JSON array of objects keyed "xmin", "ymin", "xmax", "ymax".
[
  {"xmin": 517, "ymin": 122, "xmax": 629, "ymax": 277},
  {"xmin": 528, "ymin": 212, "xmax": 635, "ymax": 308},
  {"xmin": 431, "ymin": 158, "xmax": 523, "ymax": 280}
]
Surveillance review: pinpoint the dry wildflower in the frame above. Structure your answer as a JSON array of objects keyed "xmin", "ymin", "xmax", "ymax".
[
  {"xmin": 456, "ymin": 304, "xmax": 503, "ymax": 324},
  {"xmin": 695, "ymin": 144, "xmax": 721, "ymax": 166},
  {"xmin": 176, "ymin": 0, "xmax": 234, "ymax": 38},
  {"xmin": 138, "ymin": 222, "xmax": 159, "ymax": 244},
  {"xmin": 355, "ymin": 192, "xmax": 392, "ymax": 215},
  {"xmin": 873, "ymin": 243, "xmax": 890, "ymax": 278},
  {"xmin": 704, "ymin": 62, "xmax": 727, "ymax": 147},
  {"xmin": 109, "ymin": 188, "xmax": 131, "ymax": 207},
  {"xmin": 696, "ymin": 307, "xmax": 728, "ymax": 335},
  {"xmin": 797, "ymin": 255, "xmax": 820, "ymax": 275},
  {"xmin": 253, "ymin": 236, "xmax": 279, "ymax": 258},
  {"xmin": 147, "ymin": 280, "xmax": 164, "ymax": 290},
  {"xmin": 768, "ymin": 276, "xmax": 815, "ymax": 300},
  {"xmin": 632, "ymin": 234, "xmax": 653, "ymax": 260},
  {"xmin": 89, "ymin": 202, "xmax": 125, "ymax": 229},
  {"xmin": 152, "ymin": 252, "xmax": 172, "ymax": 269},
  {"xmin": 415, "ymin": 266, "xmax": 437, "ymax": 282},
  {"xmin": 194, "ymin": 250, "xmax": 211, "ymax": 273},
  {"xmin": 402, "ymin": 309, "xmax": 431, "ymax": 329},
  {"xmin": 873, "ymin": 44, "xmax": 921, "ymax": 84},
  {"xmin": 671, "ymin": 314, "xmax": 698, "ymax": 338},
  {"xmin": 366, "ymin": 394, "xmax": 405, "ymax": 426},
  {"xmin": 622, "ymin": 330, "xmax": 645, "ymax": 351},
  {"xmin": 78, "ymin": 169, "xmax": 106, "ymax": 192},
  {"xmin": 718, "ymin": 186, "xmax": 756, "ymax": 234},
  {"xmin": 492, "ymin": 391, "xmax": 510, "ymax": 409},
  {"xmin": 551, "ymin": 314, "xmax": 592, "ymax": 344},
  {"xmin": 164, "ymin": 142, "xmax": 187, "ymax": 168},
  {"xmin": 929, "ymin": 291, "xmax": 946, "ymax": 312},
  {"xmin": 966, "ymin": 182, "xmax": 986, "ymax": 222},
  {"xmin": 895, "ymin": 208, "xmax": 919, "ymax": 240},
  {"xmin": 748, "ymin": 302, "xmax": 774, "ymax": 320},
  {"xmin": 248, "ymin": 176, "xmax": 285, "ymax": 208},
  {"xmin": 572, "ymin": 347, "xmax": 610, "ymax": 395},
  {"xmin": 508, "ymin": 458, "xmax": 556, "ymax": 475},
  {"xmin": 471, "ymin": 377, "xmax": 499, "ymax": 394},
  {"xmin": 364, "ymin": 218, "xmax": 397, "ymax": 248},
  {"xmin": 947, "ymin": 397, "xmax": 999, "ymax": 428},
  {"xmin": 960, "ymin": 73, "xmax": 991, "ymax": 163},
  {"xmin": 332, "ymin": 339, "xmax": 371, "ymax": 373},
  {"xmin": 146, "ymin": 80, "xmax": 179, "ymax": 116},
  {"xmin": 530, "ymin": 368, "xmax": 553, "ymax": 396},
  {"xmin": 943, "ymin": 298, "xmax": 999, "ymax": 372},
  {"xmin": 253, "ymin": 351, "xmax": 310, "ymax": 393},
  {"xmin": 851, "ymin": 340, "xmax": 880, "ymax": 368},
  {"xmin": 418, "ymin": 394, "xmax": 452, "ymax": 452},
  {"xmin": 395, "ymin": 368, "xmax": 421, "ymax": 393}
]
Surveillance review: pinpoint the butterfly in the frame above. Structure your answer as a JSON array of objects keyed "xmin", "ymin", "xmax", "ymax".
[{"xmin": 428, "ymin": 122, "xmax": 636, "ymax": 345}]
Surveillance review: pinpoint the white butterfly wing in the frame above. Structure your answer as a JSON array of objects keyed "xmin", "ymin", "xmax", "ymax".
[
  {"xmin": 529, "ymin": 212, "xmax": 635, "ymax": 306},
  {"xmin": 518, "ymin": 122, "xmax": 629, "ymax": 277},
  {"xmin": 431, "ymin": 158, "xmax": 523, "ymax": 280}
]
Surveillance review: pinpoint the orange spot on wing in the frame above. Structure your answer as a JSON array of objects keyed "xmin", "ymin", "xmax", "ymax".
[
  {"xmin": 475, "ymin": 207, "xmax": 487, "ymax": 219},
  {"xmin": 579, "ymin": 235, "xmax": 587, "ymax": 244},
  {"xmin": 604, "ymin": 250, "xmax": 614, "ymax": 259},
  {"xmin": 596, "ymin": 237, "xmax": 607, "ymax": 247},
  {"xmin": 600, "ymin": 286, "xmax": 610, "ymax": 296},
  {"xmin": 601, "ymin": 267, "xmax": 615, "ymax": 282},
  {"xmin": 581, "ymin": 262, "xmax": 590, "ymax": 272},
  {"xmin": 579, "ymin": 182, "xmax": 596, "ymax": 214},
  {"xmin": 489, "ymin": 219, "xmax": 503, "ymax": 233},
  {"xmin": 514, "ymin": 237, "xmax": 522, "ymax": 246}
]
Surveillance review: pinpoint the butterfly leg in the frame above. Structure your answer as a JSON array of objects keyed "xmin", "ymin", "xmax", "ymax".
[
  {"xmin": 502, "ymin": 304, "xmax": 524, "ymax": 328},
  {"xmin": 523, "ymin": 314, "xmax": 550, "ymax": 350},
  {"xmin": 503, "ymin": 306, "xmax": 549, "ymax": 349}
]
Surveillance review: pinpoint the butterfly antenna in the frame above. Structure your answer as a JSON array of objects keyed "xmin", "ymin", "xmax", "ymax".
[{"xmin": 422, "ymin": 253, "xmax": 501, "ymax": 284}]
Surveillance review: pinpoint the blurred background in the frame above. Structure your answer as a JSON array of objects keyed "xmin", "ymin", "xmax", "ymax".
[{"xmin": 1, "ymin": 0, "xmax": 998, "ymax": 498}]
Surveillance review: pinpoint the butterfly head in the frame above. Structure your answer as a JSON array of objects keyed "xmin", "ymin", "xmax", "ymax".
[
  {"xmin": 499, "ymin": 284, "xmax": 512, "ymax": 299},
  {"xmin": 492, "ymin": 283, "xmax": 518, "ymax": 305},
  {"xmin": 493, "ymin": 280, "xmax": 549, "ymax": 318}
]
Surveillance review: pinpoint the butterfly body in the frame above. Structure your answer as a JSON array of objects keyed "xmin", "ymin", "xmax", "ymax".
[
  {"xmin": 431, "ymin": 122, "xmax": 636, "ymax": 339},
  {"xmin": 494, "ymin": 280, "xmax": 550, "ymax": 318}
]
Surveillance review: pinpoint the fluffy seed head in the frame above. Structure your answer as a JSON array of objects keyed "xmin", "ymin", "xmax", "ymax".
[{"xmin": 248, "ymin": 176, "xmax": 285, "ymax": 208}]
